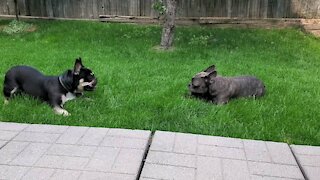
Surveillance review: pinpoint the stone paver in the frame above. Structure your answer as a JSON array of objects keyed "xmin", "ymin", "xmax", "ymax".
[
  {"xmin": 0, "ymin": 122, "xmax": 151, "ymax": 180},
  {"xmin": 0, "ymin": 140, "xmax": 8, "ymax": 148},
  {"xmin": 2, "ymin": 122, "xmax": 320, "ymax": 180},
  {"xmin": 291, "ymin": 145, "xmax": 320, "ymax": 180},
  {"xmin": 141, "ymin": 131, "xmax": 305, "ymax": 180}
]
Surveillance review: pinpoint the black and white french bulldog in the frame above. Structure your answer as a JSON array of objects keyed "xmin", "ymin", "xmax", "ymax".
[
  {"xmin": 188, "ymin": 65, "xmax": 265, "ymax": 104},
  {"xmin": 3, "ymin": 58, "xmax": 97, "ymax": 116}
]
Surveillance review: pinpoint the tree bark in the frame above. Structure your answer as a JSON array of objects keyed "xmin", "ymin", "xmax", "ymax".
[{"xmin": 160, "ymin": 0, "xmax": 176, "ymax": 49}]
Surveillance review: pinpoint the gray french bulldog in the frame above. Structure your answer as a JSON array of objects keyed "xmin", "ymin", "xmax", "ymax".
[{"xmin": 188, "ymin": 65, "xmax": 265, "ymax": 104}]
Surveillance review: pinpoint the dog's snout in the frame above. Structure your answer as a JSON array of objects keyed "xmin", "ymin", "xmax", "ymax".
[
  {"xmin": 92, "ymin": 78, "xmax": 97, "ymax": 86},
  {"xmin": 192, "ymin": 82, "xmax": 200, "ymax": 88}
]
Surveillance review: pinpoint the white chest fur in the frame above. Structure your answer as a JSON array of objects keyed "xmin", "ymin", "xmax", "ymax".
[{"xmin": 61, "ymin": 92, "xmax": 76, "ymax": 106}]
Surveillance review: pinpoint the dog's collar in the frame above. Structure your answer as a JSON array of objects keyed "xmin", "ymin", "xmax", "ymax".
[{"xmin": 58, "ymin": 76, "xmax": 73, "ymax": 92}]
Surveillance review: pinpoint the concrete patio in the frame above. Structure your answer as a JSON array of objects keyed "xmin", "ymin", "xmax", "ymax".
[{"xmin": 0, "ymin": 122, "xmax": 319, "ymax": 180}]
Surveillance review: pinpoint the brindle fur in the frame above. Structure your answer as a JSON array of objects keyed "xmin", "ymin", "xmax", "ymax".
[{"xmin": 188, "ymin": 65, "xmax": 265, "ymax": 104}]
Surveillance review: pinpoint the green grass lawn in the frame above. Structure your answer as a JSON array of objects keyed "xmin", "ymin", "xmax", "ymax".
[{"xmin": 0, "ymin": 19, "xmax": 320, "ymax": 145}]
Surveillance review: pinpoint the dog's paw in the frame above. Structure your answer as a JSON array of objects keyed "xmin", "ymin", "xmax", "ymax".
[
  {"xmin": 4, "ymin": 99, "xmax": 9, "ymax": 105},
  {"xmin": 54, "ymin": 107, "xmax": 71, "ymax": 116},
  {"xmin": 84, "ymin": 97, "xmax": 94, "ymax": 101},
  {"xmin": 62, "ymin": 110, "xmax": 71, "ymax": 116}
]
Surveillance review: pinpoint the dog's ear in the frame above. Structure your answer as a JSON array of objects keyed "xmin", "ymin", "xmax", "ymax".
[
  {"xmin": 205, "ymin": 70, "xmax": 217, "ymax": 83},
  {"xmin": 74, "ymin": 58, "xmax": 83, "ymax": 75},
  {"xmin": 204, "ymin": 65, "xmax": 216, "ymax": 73}
]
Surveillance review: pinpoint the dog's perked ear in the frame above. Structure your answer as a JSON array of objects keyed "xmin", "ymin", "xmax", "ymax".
[
  {"xmin": 204, "ymin": 65, "xmax": 216, "ymax": 73},
  {"xmin": 74, "ymin": 58, "xmax": 83, "ymax": 75},
  {"xmin": 205, "ymin": 70, "xmax": 217, "ymax": 83}
]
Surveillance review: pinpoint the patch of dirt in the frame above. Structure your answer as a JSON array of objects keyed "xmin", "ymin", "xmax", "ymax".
[
  {"xmin": 0, "ymin": 23, "xmax": 37, "ymax": 33},
  {"xmin": 301, "ymin": 19, "xmax": 320, "ymax": 25},
  {"xmin": 26, "ymin": 25, "xmax": 37, "ymax": 32},
  {"xmin": 309, "ymin": 30, "xmax": 320, "ymax": 37},
  {"xmin": 152, "ymin": 45, "xmax": 176, "ymax": 52}
]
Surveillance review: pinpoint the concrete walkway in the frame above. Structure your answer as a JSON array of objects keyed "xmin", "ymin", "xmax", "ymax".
[{"xmin": 0, "ymin": 122, "xmax": 319, "ymax": 180}]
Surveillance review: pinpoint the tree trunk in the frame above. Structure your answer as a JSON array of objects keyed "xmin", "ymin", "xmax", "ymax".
[
  {"xmin": 14, "ymin": 0, "xmax": 19, "ymax": 21},
  {"xmin": 160, "ymin": 0, "xmax": 176, "ymax": 49}
]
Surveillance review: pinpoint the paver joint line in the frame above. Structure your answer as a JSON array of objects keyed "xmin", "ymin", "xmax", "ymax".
[
  {"xmin": 289, "ymin": 145, "xmax": 309, "ymax": 180},
  {"xmin": 136, "ymin": 131, "xmax": 155, "ymax": 180}
]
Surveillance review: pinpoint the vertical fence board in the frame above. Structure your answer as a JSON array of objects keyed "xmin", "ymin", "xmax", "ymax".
[
  {"xmin": 129, "ymin": 0, "xmax": 140, "ymax": 16},
  {"xmin": 259, "ymin": 0, "xmax": 268, "ymax": 18},
  {"xmin": 92, "ymin": 0, "xmax": 99, "ymax": 18},
  {"xmin": 17, "ymin": 0, "xmax": 26, "ymax": 15},
  {"xmin": 45, "ymin": 0, "xmax": 53, "ymax": 17},
  {"xmin": 0, "ymin": 0, "xmax": 7, "ymax": 15},
  {"xmin": 104, "ymin": 0, "xmax": 111, "ymax": 15},
  {"xmin": 6, "ymin": 0, "xmax": 15, "ymax": 15},
  {"xmin": 28, "ymin": 0, "xmax": 41, "ymax": 16}
]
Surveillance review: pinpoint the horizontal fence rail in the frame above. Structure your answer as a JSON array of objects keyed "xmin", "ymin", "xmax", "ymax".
[{"xmin": 0, "ymin": 0, "xmax": 320, "ymax": 19}]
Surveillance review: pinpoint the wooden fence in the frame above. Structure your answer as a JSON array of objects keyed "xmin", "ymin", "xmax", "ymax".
[{"xmin": 0, "ymin": 0, "xmax": 320, "ymax": 19}]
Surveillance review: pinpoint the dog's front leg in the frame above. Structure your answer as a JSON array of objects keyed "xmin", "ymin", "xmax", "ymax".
[
  {"xmin": 53, "ymin": 106, "xmax": 70, "ymax": 116},
  {"xmin": 213, "ymin": 96, "xmax": 229, "ymax": 105},
  {"xmin": 49, "ymin": 94, "xmax": 71, "ymax": 116}
]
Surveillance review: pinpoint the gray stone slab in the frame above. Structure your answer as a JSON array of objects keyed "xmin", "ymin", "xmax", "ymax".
[
  {"xmin": 21, "ymin": 167, "xmax": 55, "ymax": 180},
  {"xmin": 223, "ymin": 159, "xmax": 250, "ymax": 180},
  {"xmin": 79, "ymin": 171, "xmax": 136, "ymax": 180},
  {"xmin": 85, "ymin": 147, "xmax": 119, "ymax": 172},
  {"xmin": 198, "ymin": 134, "xmax": 243, "ymax": 148},
  {"xmin": 250, "ymin": 175, "xmax": 294, "ymax": 180},
  {"xmin": 198, "ymin": 144, "xmax": 246, "ymax": 160},
  {"xmin": 35, "ymin": 155, "xmax": 90, "ymax": 170},
  {"xmin": 111, "ymin": 148, "xmax": 145, "ymax": 174},
  {"xmin": 0, "ymin": 165, "xmax": 29, "ymax": 179},
  {"xmin": 77, "ymin": 127, "xmax": 109, "ymax": 146},
  {"xmin": 1, "ymin": 122, "xmax": 313, "ymax": 180},
  {"xmin": 46, "ymin": 144, "xmax": 96, "ymax": 157},
  {"xmin": 303, "ymin": 166, "xmax": 320, "ymax": 180},
  {"xmin": 13, "ymin": 131, "xmax": 60, "ymax": 143},
  {"xmin": 140, "ymin": 163, "xmax": 196, "ymax": 180},
  {"xmin": 295, "ymin": 154, "xmax": 320, "ymax": 166},
  {"xmin": 0, "ymin": 140, "xmax": 7, "ymax": 148},
  {"xmin": 291, "ymin": 145, "xmax": 320, "ymax": 180},
  {"xmin": 149, "ymin": 131, "xmax": 175, "ymax": 152},
  {"xmin": 243, "ymin": 140, "xmax": 271, "ymax": 162},
  {"xmin": 56, "ymin": 126, "xmax": 89, "ymax": 144},
  {"xmin": 143, "ymin": 131, "xmax": 305, "ymax": 180},
  {"xmin": 291, "ymin": 145, "xmax": 320, "ymax": 156},
  {"xmin": 146, "ymin": 150, "xmax": 196, "ymax": 168},
  {"xmin": 24, "ymin": 124, "xmax": 68, "ymax": 134},
  {"xmin": 10, "ymin": 143, "xmax": 51, "ymax": 166},
  {"xmin": 0, "ymin": 122, "xmax": 151, "ymax": 180},
  {"xmin": 0, "ymin": 122, "xmax": 29, "ymax": 131},
  {"xmin": 50, "ymin": 169, "xmax": 82, "ymax": 180},
  {"xmin": 248, "ymin": 162, "xmax": 304, "ymax": 179},
  {"xmin": 173, "ymin": 133, "xmax": 197, "ymax": 154},
  {"xmin": 196, "ymin": 156, "xmax": 223, "ymax": 180},
  {"xmin": 101, "ymin": 136, "xmax": 149, "ymax": 149},
  {"xmin": 266, "ymin": 141, "xmax": 297, "ymax": 165},
  {"xmin": 0, "ymin": 141, "xmax": 29, "ymax": 164},
  {"xmin": 0, "ymin": 130, "xmax": 19, "ymax": 140},
  {"xmin": 107, "ymin": 128, "xmax": 150, "ymax": 139}
]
